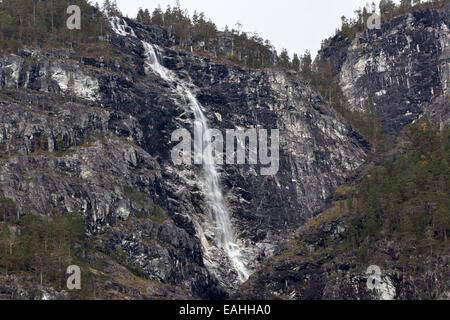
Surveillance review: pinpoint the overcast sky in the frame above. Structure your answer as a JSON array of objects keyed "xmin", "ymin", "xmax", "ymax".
[{"xmin": 114, "ymin": 0, "xmax": 399, "ymax": 58}]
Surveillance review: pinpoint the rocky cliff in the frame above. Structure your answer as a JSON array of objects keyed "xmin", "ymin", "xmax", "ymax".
[
  {"xmin": 318, "ymin": 4, "xmax": 450, "ymax": 133},
  {"xmin": 0, "ymin": 15, "xmax": 367, "ymax": 299},
  {"xmin": 237, "ymin": 131, "xmax": 450, "ymax": 300},
  {"xmin": 238, "ymin": 4, "xmax": 450, "ymax": 301}
]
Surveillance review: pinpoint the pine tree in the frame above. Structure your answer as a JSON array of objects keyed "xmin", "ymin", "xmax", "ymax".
[
  {"xmin": 151, "ymin": 6, "xmax": 164, "ymax": 27},
  {"xmin": 400, "ymin": 0, "xmax": 413, "ymax": 11},
  {"xmin": 102, "ymin": 0, "xmax": 121, "ymax": 17},
  {"xmin": 300, "ymin": 50, "xmax": 312, "ymax": 80},
  {"xmin": 278, "ymin": 49, "xmax": 290, "ymax": 69},
  {"xmin": 136, "ymin": 8, "xmax": 144, "ymax": 22},
  {"xmin": 292, "ymin": 53, "xmax": 300, "ymax": 72},
  {"xmin": 379, "ymin": 0, "xmax": 396, "ymax": 18},
  {"xmin": 143, "ymin": 9, "xmax": 150, "ymax": 22}
]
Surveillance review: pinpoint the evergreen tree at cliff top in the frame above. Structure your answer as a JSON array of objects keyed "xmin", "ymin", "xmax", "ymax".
[{"xmin": 0, "ymin": 0, "xmax": 104, "ymax": 53}]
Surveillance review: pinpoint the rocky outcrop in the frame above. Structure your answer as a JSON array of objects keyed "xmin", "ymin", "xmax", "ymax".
[
  {"xmin": 239, "ymin": 5, "xmax": 450, "ymax": 301},
  {"xmin": 0, "ymin": 251, "xmax": 193, "ymax": 300},
  {"xmin": 237, "ymin": 209, "xmax": 449, "ymax": 300},
  {"xmin": 318, "ymin": 4, "xmax": 450, "ymax": 133}
]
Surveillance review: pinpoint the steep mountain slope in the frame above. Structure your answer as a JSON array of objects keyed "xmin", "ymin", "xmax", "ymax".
[
  {"xmin": 238, "ymin": 123, "xmax": 449, "ymax": 300},
  {"xmin": 318, "ymin": 3, "xmax": 450, "ymax": 133},
  {"xmin": 238, "ymin": 3, "xmax": 450, "ymax": 300},
  {"xmin": 0, "ymin": 9, "xmax": 367, "ymax": 298}
]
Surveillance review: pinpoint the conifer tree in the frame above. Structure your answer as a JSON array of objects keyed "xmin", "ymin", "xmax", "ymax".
[
  {"xmin": 292, "ymin": 53, "xmax": 300, "ymax": 72},
  {"xmin": 300, "ymin": 50, "xmax": 312, "ymax": 80},
  {"xmin": 278, "ymin": 49, "xmax": 290, "ymax": 69}
]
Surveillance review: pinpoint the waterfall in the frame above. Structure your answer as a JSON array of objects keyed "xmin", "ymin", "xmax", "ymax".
[
  {"xmin": 109, "ymin": 18, "xmax": 249, "ymax": 282},
  {"xmin": 109, "ymin": 16, "xmax": 136, "ymax": 37},
  {"xmin": 143, "ymin": 43, "xmax": 249, "ymax": 282}
]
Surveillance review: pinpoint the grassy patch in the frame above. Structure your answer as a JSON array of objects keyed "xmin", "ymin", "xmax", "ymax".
[
  {"xmin": 149, "ymin": 207, "xmax": 167, "ymax": 225},
  {"xmin": 0, "ymin": 212, "xmax": 86, "ymax": 291}
]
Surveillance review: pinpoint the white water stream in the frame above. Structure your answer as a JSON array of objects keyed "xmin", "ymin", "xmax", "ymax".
[{"xmin": 110, "ymin": 18, "xmax": 249, "ymax": 282}]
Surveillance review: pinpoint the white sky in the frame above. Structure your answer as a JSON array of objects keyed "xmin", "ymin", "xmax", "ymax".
[{"xmin": 114, "ymin": 0, "xmax": 400, "ymax": 58}]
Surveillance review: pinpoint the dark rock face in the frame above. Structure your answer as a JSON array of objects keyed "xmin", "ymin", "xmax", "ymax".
[
  {"xmin": 315, "ymin": 33, "xmax": 352, "ymax": 73},
  {"xmin": 238, "ymin": 6, "xmax": 450, "ymax": 301},
  {"xmin": 238, "ymin": 209, "xmax": 450, "ymax": 300},
  {"xmin": 0, "ymin": 274, "xmax": 69, "ymax": 300},
  {"xmin": 320, "ymin": 5, "xmax": 450, "ymax": 134},
  {"xmin": 237, "ymin": 212, "xmax": 449, "ymax": 300},
  {"xmin": 0, "ymin": 17, "xmax": 367, "ymax": 298}
]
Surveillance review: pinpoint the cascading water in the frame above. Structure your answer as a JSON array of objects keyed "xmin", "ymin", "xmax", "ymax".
[
  {"xmin": 109, "ymin": 16, "xmax": 136, "ymax": 37},
  {"xmin": 110, "ymin": 18, "xmax": 249, "ymax": 283},
  {"xmin": 143, "ymin": 43, "xmax": 249, "ymax": 283}
]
